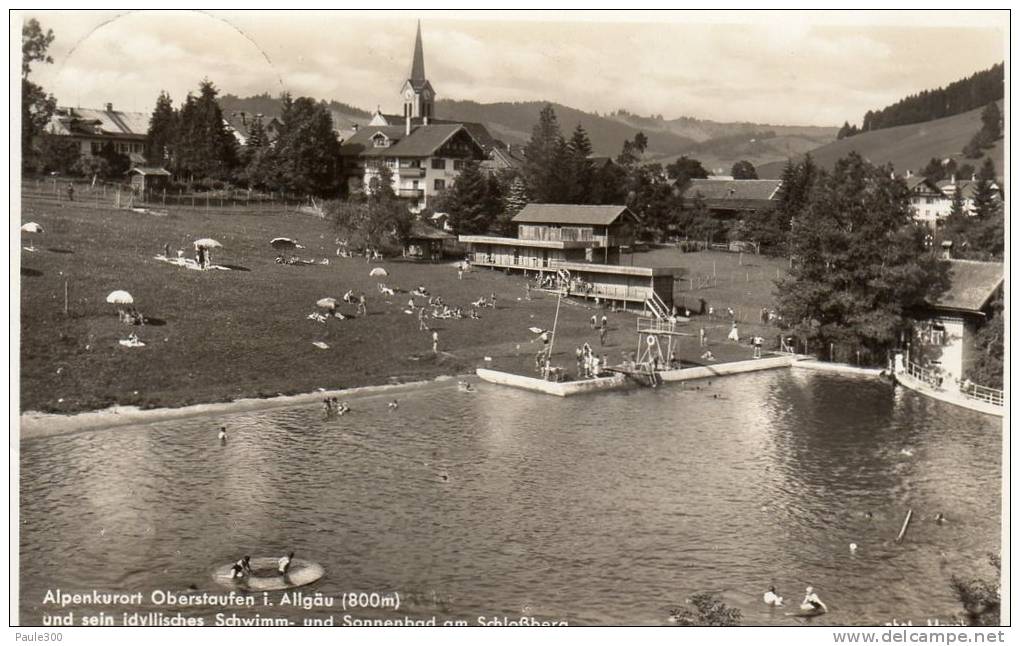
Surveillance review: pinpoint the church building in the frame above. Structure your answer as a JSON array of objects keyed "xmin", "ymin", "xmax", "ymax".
[{"xmin": 339, "ymin": 22, "xmax": 500, "ymax": 213}]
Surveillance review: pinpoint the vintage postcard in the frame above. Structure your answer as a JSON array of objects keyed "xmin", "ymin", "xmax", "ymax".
[{"xmin": 11, "ymin": 8, "xmax": 1008, "ymax": 639}]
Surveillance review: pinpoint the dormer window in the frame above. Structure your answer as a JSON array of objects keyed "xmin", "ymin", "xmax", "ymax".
[{"xmin": 372, "ymin": 133, "xmax": 390, "ymax": 148}]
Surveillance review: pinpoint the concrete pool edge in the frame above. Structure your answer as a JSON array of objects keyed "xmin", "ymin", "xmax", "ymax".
[
  {"xmin": 18, "ymin": 375, "xmax": 468, "ymax": 440},
  {"xmin": 18, "ymin": 356, "xmax": 890, "ymax": 440}
]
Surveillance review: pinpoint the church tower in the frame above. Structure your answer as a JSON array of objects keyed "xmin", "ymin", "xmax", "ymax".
[{"xmin": 401, "ymin": 21, "xmax": 435, "ymax": 124}]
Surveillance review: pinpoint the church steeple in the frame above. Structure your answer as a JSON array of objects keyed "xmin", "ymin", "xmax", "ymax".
[
  {"xmin": 410, "ymin": 20, "xmax": 426, "ymax": 85},
  {"xmin": 402, "ymin": 20, "xmax": 435, "ymax": 124}
]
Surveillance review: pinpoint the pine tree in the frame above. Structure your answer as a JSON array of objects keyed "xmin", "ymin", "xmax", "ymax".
[
  {"xmin": 523, "ymin": 104, "xmax": 564, "ymax": 203},
  {"xmin": 948, "ymin": 181, "xmax": 966, "ymax": 218},
  {"xmin": 246, "ymin": 114, "xmax": 268, "ymax": 148},
  {"xmin": 175, "ymin": 79, "xmax": 237, "ymax": 180},
  {"xmin": 271, "ymin": 96, "xmax": 342, "ymax": 197},
  {"xmin": 971, "ymin": 177, "xmax": 999, "ymax": 219},
  {"xmin": 980, "ymin": 102, "xmax": 1002, "ymax": 141},
  {"xmin": 503, "ymin": 175, "xmax": 529, "ymax": 218},
  {"xmin": 567, "ymin": 124, "xmax": 594, "ymax": 202},
  {"xmin": 437, "ymin": 160, "xmax": 496, "ymax": 234},
  {"xmin": 146, "ymin": 91, "xmax": 178, "ymax": 166}
]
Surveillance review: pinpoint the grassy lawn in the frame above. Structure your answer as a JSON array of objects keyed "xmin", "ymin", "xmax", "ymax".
[
  {"xmin": 633, "ymin": 244, "xmax": 788, "ymax": 339},
  {"xmin": 19, "ymin": 198, "xmax": 786, "ymax": 414}
]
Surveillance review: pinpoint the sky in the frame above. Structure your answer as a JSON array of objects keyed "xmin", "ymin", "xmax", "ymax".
[{"xmin": 20, "ymin": 10, "xmax": 1007, "ymax": 127}]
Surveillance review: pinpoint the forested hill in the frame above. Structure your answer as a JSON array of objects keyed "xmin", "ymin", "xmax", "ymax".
[
  {"xmin": 435, "ymin": 99, "xmax": 699, "ymax": 157},
  {"xmin": 217, "ymin": 93, "xmax": 834, "ymax": 170},
  {"xmin": 219, "ymin": 93, "xmax": 371, "ymax": 131},
  {"xmin": 859, "ymin": 63, "xmax": 1003, "ymax": 132},
  {"xmin": 758, "ymin": 100, "xmax": 1004, "ymax": 180}
]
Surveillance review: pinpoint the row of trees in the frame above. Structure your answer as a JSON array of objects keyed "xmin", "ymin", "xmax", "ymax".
[
  {"xmin": 146, "ymin": 83, "xmax": 342, "ymax": 196},
  {"xmin": 920, "ymin": 157, "xmax": 976, "ymax": 184},
  {"xmin": 860, "ymin": 63, "xmax": 1003, "ymax": 132}
]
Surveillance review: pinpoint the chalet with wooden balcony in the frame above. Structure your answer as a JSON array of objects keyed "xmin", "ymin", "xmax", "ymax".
[{"xmin": 458, "ymin": 203, "xmax": 679, "ymax": 309}]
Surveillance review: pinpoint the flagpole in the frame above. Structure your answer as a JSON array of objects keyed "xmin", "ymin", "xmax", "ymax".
[{"xmin": 544, "ymin": 290, "xmax": 563, "ymax": 380}]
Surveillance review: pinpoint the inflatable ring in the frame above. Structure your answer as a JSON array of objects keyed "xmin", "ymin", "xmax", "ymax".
[
  {"xmin": 647, "ymin": 335, "xmax": 656, "ymax": 346},
  {"xmin": 212, "ymin": 557, "xmax": 325, "ymax": 591}
]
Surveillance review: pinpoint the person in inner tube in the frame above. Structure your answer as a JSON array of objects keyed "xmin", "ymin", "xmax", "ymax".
[
  {"xmin": 278, "ymin": 552, "xmax": 295, "ymax": 577},
  {"xmin": 230, "ymin": 555, "xmax": 253, "ymax": 579}
]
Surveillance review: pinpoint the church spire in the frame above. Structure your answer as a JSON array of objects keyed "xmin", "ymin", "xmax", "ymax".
[
  {"xmin": 410, "ymin": 20, "xmax": 426, "ymax": 84},
  {"xmin": 402, "ymin": 20, "xmax": 434, "ymax": 123}
]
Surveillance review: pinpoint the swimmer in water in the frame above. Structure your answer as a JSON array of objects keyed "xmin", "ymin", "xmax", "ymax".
[
  {"xmin": 438, "ymin": 469, "xmax": 450, "ymax": 482},
  {"xmin": 763, "ymin": 585, "xmax": 783, "ymax": 606},
  {"xmin": 388, "ymin": 400, "xmax": 398, "ymax": 410},
  {"xmin": 230, "ymin": 555, "xmax": 252, "ymax": 579},
  {"xmin": 800, "ymin": 587, "xmax": 827, "ymax": 613},
  {"xmin": 338, "ymin": 401, "xmax": 351, "ymax": 415},
  {"xmin": 934, "ymin": 513, "xmax": 947, "ymax": 524},
  {"xmin": 322, "ymin": 398, "xmax": 333, "ymax": 417},
  {"xmin": 218, "ymin": 426, "xmax": 227, "ymax": 443},
  {"xmin": 865, "ymin": 511, "xmax": 873, "ymax": 520},
  {"xmin": 278, "ymin": 551, "xmax": 295, "ymax": 576}
]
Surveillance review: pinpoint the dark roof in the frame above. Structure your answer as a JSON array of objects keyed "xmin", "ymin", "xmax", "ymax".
[
  {"xmin": 905, "ymin": 176, "xmax": 941, "ymax": 193},
  {"xmin": 366, "ymin": 115, "xmax": 497, "ymax": 151},
  {"xmin": 683, "ymin": 179, "xmax": 783, "ymax": 202},
  {"xmin": 339, "ymin": 123, "xmax": 485, "ymax": 159},
  {"xmin": 409, "ymin": 21, "xmax": 427, "ymax": 85},
  {"xmin": 408, "ymin": 221, "xmax": 455, "ymax": 241},
  {"xmin": 930, "ymin": 260, "xmax": 1003, "ymax": 313},
  {"xmin": 513, "ymin": 204, "xmax": 636, "ymax": 226}
]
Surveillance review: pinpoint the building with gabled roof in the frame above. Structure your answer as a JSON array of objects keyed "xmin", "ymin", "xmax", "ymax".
[
  {"xmin": 458, "ymin": 203, "xmax": 680, "ymax": 309},
  {"xmin": 912, "ymin": 258, "xmax": 1003, "ymax": 385},
  {"xmin": 680, "ymin": 178, "xmax": 783, "ymax": 215},
  {"xmin": 44, "ymin": 103, "xmax": 149, "ymax": 165},
  {"xmin": 339, "ymin": 22, "xmax": 505, "ymax": 210}
]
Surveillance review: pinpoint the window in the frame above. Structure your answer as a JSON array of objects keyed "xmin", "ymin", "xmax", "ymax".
[
  {"xmin": 91, "ymin": 142, "xmax": 101, "ymax": 154},
  {"xmin": 372, "ymin": 134, "xmax": 389, "ymax": 148},
  {"xmin": 431, "ymin": 158, "xmax": 445, "ymax": 170},
  {"xmin": 434, "ymin": 179, "xmax": 446, "ymax": 191},
  {"xmin": 453, "ymin": 160, "xmax": 465, "ymax": 171}
]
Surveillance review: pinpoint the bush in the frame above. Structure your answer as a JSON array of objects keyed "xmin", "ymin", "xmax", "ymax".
[
  {"xmin": 670, "ymin": 593, "xmax": 742, "ymax": 626},
  {"xmin": 951, "ymin": 554, "xmax": 1000, "ymax": 626}
]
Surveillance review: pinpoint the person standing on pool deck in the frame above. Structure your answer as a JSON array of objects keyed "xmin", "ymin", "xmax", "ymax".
[{"xmin": 278, "ymin": 552, "xmax": 295, "ymax": 576}]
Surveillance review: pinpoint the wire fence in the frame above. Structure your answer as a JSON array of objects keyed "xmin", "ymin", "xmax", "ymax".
[{"xmin": 21, "ymin": 177, "xmax": 319, "ymax": 215}]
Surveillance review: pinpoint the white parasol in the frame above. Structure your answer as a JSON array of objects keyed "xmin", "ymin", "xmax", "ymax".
[
  {"xmin": 193, "ymin": 238, "xmax": 222, "ymax": 249},
  {"xmin": 106, "ymin": 290, "xmax": 134, "ymax": 305},
  {"xmin": 369, "ymin": 267, "xmax": 388, "ymax": 277}
]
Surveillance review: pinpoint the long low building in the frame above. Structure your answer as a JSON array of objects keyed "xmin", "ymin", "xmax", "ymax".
[{"xmin": 459, "ymin": 203, "xmax": 679, "ymax": 309}]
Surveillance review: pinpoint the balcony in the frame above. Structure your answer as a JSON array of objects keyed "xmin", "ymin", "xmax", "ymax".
[
  {"xmin": 398, "ymin": 188, "xmax": 424, "ymax": 199},
  {"xmin": 398, "ymin": 166, "xmax": 426, "ymax": 178}
]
